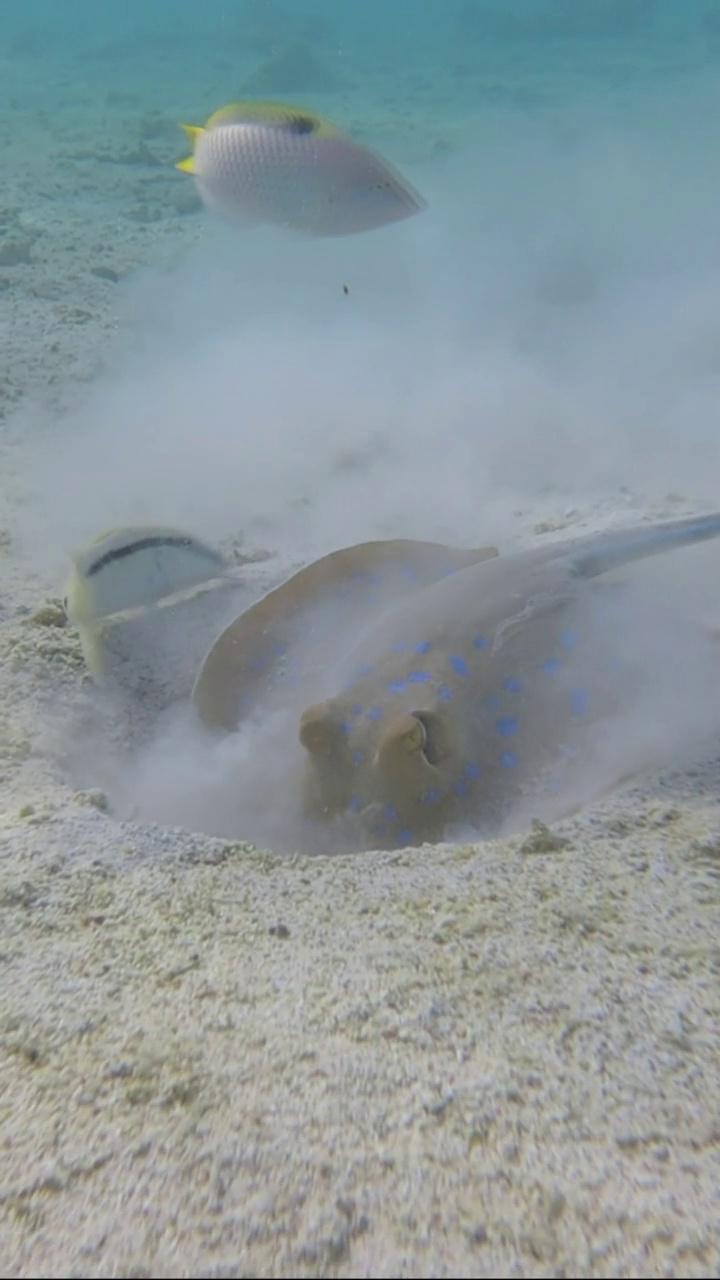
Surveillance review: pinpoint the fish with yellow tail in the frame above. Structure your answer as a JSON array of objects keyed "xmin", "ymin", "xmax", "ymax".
[
  {"xmin": 175, "ymin": 99, "xmax": 427, "ymax": 237},
  {"xmin": 63, "ymin": 525, "xmax": 242, "ymax": 684}
]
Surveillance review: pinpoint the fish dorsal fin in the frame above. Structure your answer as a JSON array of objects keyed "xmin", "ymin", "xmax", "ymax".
[
  {"xmin": 192, "ymin": 539, "xmax": 499, "ymax": 732},
  {"xmin": 204, "ymin": 99, "xmax": 338, "ymax": 137}
]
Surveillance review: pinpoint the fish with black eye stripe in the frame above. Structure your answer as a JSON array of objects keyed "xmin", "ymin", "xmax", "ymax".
[{"xmin": 175, "ymin": 99, "xmax": 427, "ymax": 237}]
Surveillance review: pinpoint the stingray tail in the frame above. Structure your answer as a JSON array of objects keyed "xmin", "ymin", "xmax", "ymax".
[{"xmin": 564, "ymin": 511, "xmax": 720, "ymax": 578}]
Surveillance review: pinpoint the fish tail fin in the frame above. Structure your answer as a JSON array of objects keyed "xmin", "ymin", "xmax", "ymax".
[
  {"xmin": 175, "ymin": 123, "xmax": 204, "ymax": 173},
  {"xmin": 79, "ymin": 623, "xmax": 107, "ymax": 679},
  {"xmin": 567, "ymin": 512, "xmax": 720, "ymax": 578}
]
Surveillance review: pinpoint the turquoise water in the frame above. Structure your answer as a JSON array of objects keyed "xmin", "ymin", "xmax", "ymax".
[{"xmin": 4, "ymin": 1, "xmax": 720, "ymax": 561}]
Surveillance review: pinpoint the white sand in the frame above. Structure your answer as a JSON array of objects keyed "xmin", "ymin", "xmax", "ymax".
[{"xmin": 3, "ymin": 23, "xmax": 720, "ymax": 1279}]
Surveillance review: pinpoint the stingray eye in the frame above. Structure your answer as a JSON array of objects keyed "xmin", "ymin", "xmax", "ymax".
[
  {"xmin": 377, "ymin": 710, "xmax": 446, "ymax": 771},
  {"xmin": 411, "ymin": 711, "xmax": 445, "ymax": 766},
  {"xmin": 299, "ymin": 701, "xmax": 346, "ymax": 758},
  {"xmin": 398, "ymin": 715, "xmax": 426, "ymax": 754}
]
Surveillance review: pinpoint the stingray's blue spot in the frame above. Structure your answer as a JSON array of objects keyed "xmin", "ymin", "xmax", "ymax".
[
  {"xmin": 501, "ymin": 750, "xmax": 519, "ymax": 768},
  {"xmin": 504, "ymin": 677, "xmax": 523, "ymax": 693},
  {"xmin": 271, "ymin": 643, "xmax": 287, "ymax": 656},
  {"xmin": 340, "ymin": 721, "xmax": 352, "ymax": 736},
  {"xmin": 399, "ymin": 566, "xmax": 419, "ymax": 582},
  {"xmin": 560, "ymin": 629, "xmax": 580, "ymax": 649},
  {"xmin": 450, "ymin": 655, "xmax": 469, "ymax": 676},
  {"xmin": 495, "ymin": 715, "xmax": 518, "ymax": 737},
  {"xmin": 397, "ymin": 828, "xmax": 413, "ymax": 844},
  {"xmin": 486, "ymin": 693, "xmax": 501, "ymax": 712},
  {"xmin": 350, "ymin": 571, "xmax": 367, "ymax": 582},
  {"xmin": 383, "ymin": 806, "xmax": 398, "ymax": 821},
  {"xmin": 368, "ymin": 574, "xmax": 383, "ymax": 586},
  {"xmin": 474, "ymin": 634, "xmax": 490, "ymax": 649},
  {"xmin": 356, "ymin": 663, "xmax": 375, "ymax": 676},
  {"xmin": 560, "ymin": 743, "xmax": 579, "ymax": 759},
  {"xmin": 367, "ymin": 706, "xmax": 383, "ymax": 720},
  {"xmin": 352, "ymin": 750, "xmax": 365, "ymax": 766},
  {"xmin": 350, "ymin": 703, "xmax": 364, "ymax": 716},
  {"xmin": 422, "ymin": 787, "xmax": 440, "ymax": 805},
  {"xmin": 415, "ymin": 640, "xmax": 432, "ymax": 653},
  {"xmin": 387, "ymin": 679, "xmax": 407, "ymax": 694},
  {"xmin": 464, "ymin": 761, "xmax": 481, "ymax": 780},
  {"xmin": 391, "ymin": 642, "xmax": 409, "ymax": 652},
  {"xmin": 453, "ymin": 780, "xmax": 468, "ymax": 797},
  {"xmin": 349, "ymin": 794, "xmax": 363, "ymax": 812},
  {"xmin": 408, "ymin": 670, "xmax": 433, "ymax": 683},
  {"xmin": 239, "ymin": 693, "xmax": 254, "ymax": 708},
  {"xmin": 570, "ymin": 688, "xmax": 590, "ymax": 717},
  {"xmin": 250, "ymin": 654, "xmax": 270, "ymax": 670},
  {"xmin": 438, "ymin": 684, "xmax": 453, "ymax": 701},
  {"xmin": 542, "ymin": 657, "xmax": 562, "ymax": 674}
]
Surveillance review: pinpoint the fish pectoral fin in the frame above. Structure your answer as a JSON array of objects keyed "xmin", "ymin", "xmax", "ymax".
[{"xmin": 175, "ymin": 156, "xmax": 196, "ymax": 174}]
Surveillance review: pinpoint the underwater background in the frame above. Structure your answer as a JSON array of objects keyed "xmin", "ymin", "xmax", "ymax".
[
  {"xmin": 5, "ymin": 5, "xmax": 720, "ymax": 1279},
  {"xmin": 4, "ymin": 0, "xmax": 720, "ymax": 561}
]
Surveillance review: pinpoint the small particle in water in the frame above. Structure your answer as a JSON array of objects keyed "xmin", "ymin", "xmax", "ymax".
[{"xmin": 343, "ymin": 283, "xmax": 349, "ymax": 295}]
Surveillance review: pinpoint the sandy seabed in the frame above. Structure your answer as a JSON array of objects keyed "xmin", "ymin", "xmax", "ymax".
[{"xmin": 2, "ymin": 18, "xmax": 720, "ymax": 1279}]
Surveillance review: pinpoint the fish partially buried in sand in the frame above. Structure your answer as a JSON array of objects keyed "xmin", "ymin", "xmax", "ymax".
[
  {"xmin": 191, "ymin": 512, "xmax": 720, "ymax": 849},
  {"xmin": 175, "ymin": 99, "xmax": 427, "ymax": 236},
  {"xmin": 63, "ymin": 525, "xmax": 253, "ymax": 699}
]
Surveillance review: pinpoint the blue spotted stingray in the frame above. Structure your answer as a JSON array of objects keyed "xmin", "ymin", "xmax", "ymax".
[{"xmin": 193, "ymin": 514, "xmax": 720, "ymax": 849}]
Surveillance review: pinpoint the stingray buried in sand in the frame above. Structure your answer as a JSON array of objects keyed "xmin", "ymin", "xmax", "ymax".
[{"xmin": 175, "ymin": 99, "xmax": 427, "ymax": 236}]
